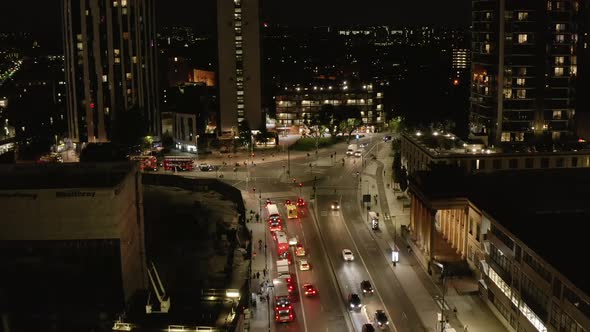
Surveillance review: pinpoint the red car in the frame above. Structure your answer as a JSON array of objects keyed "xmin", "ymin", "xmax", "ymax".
[
  {"xmin": 303, "ymin": 283, "xmax": 318, "ymax": 296},
  {"xmin": 296, "ymin": 197, "xmax": 306, "ymax": 207}
]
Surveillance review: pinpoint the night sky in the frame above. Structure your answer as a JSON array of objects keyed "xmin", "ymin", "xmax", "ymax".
[{"xmin": 0, "ymin": 0, "xmax": 471, "ymax": 51}]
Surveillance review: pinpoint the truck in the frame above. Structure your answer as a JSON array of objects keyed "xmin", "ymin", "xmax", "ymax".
[
  {"xmin": 346, "ymin": 144, "xmax": 358, "ymax": 156},
  {"xmin": 277, "ymin": 259, "xmax": 289, "ymax": 276},
  {"xmin": 273, "ymin": 278, "xmax": 294, "ymax": 323}
]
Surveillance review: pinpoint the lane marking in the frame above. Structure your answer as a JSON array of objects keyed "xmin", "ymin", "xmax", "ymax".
[
  {"xmin": 292, "ymin": 247, "xmax": 309, "ymax": 332},
  {"xmin": 338, "ymin": 202, "xmax": 399, "ymax": 332},
  {"xmin": 309, "ymin": 200, "xmax": 356, "ymax": 332}
]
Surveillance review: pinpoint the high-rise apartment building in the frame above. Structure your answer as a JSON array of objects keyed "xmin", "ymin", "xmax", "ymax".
[
  {"xmin": 471, "ymin": 0, "xmax": 588, "ymax": 144},
  {"xmin": 62, "ymin": 0, "xmax": 160, "ymax": 143},
  {"xmin": 217, "ymin": 0, "xmax": 262, "ymax": 136}
]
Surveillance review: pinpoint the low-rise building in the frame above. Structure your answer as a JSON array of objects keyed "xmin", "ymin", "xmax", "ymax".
[
  {"xmin": 408, "ymin": 167, "xmax": 590, "ymax": 332},
  {"xmin": 401, "ymin": 131, "xmax": 590, "ymax": 175},
  {"xmin": 0, "ymin": 162, "xmax": 146, "ymax": 330},
  {"xmin": 275, "ymin": 80, "xmax": 384, "ymax": 131}
]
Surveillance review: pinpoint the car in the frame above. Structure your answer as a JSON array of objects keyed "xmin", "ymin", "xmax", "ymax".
[
  {"xmin": 361, "ymin": 280, "xmax": 374, "ymax": 295},
  {"xmin": 302, "ymin": 283, "xmax": 318, "ymax": 296},
  {"xmin": 342, "ymin": 249, "xmax": 354, "ymax": 261},
  {"xmin": 298, "ymin": 260, "xmax": 310, "ymax": 271},
  {"xmin": 374, "ymin": 310, "xmax": 389, "ymax": 328},
  {"xmin": 285, "ymin": 199, "xmax": 292, "ymax": 206},
  {"xmin": 296, "ymin": 197, "xmax": 306, "ymax": 207},
  {"xmin": 359, "ymin": 142, "xmax": 369, "ymax": 148},
  {"xmin": 362, "ymin": 324, "xmax": 376, "ymax": 332},
  {"xmin": 348, "ymin": 293, "xmax": 362, "ymax": 311},
  {"xmin": 354, "ymin": 150, "xmax": 362, "ymax": 157},
  {"xmin": 383, "ymin": 135, "xmax": 392, "ymax": 142},
  {"xmin": 295, "ymin": 244, "xmax": 306, "ymax": 257},
  {"xmin": 331, "ymin": 201, "xmax": 340, "ymax": 210},
  {"xmin": 288, "ymin": 236, "xmax": 298, "ymax": 246},
  {"xmin": 199, "ymin": 163, "xmax": 214, "ymax": 171}
]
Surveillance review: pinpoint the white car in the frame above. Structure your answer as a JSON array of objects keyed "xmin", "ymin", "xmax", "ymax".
[
  {"xmin": 342, "ymin": 249, "xmax": 354, "ymax": 261},
  {"xmin": 299, "ymin": 260, "xmax": 310, "ymax": 271},
  {"xmin": 289, "ymin": 236, "xmax": 298, "ymax": 246}
]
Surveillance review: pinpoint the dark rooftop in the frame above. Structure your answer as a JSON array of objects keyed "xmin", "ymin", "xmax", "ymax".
[
  {"xmin": 411, "ymin": 166, "xmax": 590, "ymax": 297},
  {"xmin": 0, "ymin": 162, "xmax": 133, "ymax": 190}
]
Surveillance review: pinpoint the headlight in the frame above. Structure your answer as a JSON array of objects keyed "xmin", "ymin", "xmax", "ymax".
[
  {"xmin": 350, "ymin": 304, "xmax": 354, "ymax": 308},
  {"xmin": 386, "ymin": 322, "xmax": 389, "ymax": 325}
]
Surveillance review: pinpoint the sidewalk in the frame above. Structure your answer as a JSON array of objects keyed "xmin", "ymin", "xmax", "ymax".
[
  {"xmin": 361, "ymin": 142, "xmax": 504, "ymax": 332},
  {"xmin": 239, "ymin": 191, "xmax": 276, "ymax": 332}
]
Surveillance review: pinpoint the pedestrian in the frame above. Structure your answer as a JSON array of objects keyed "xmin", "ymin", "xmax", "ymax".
[
  {"xmin": 256, "ymin": 271, "xmax": 260, "ymax": 279},
  {"xmin": 263, "ymin": 268, "xmax": 267, "ymax": 277}
]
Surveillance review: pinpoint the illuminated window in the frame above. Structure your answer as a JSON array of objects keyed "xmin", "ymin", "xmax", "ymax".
[
  {"xmin": 517, "ymin": 12, "xmax": 528, "ymax": 20},
  {"xmin": 517, "ymin": 34, "xmax": 528, "ymax": 44},
  {"xmin": 126, "ymin": 72, "xmax": 132, "ymax": 80},
  {"xmin": 517, "ymin": 89, "xmax": 526, "ymax": 98},
  {"xmin": 554, "ymin": 67, "xmax": 564, "ymax": 76},
  {"xmin": 76, "ymin": 42, "xmax": 83, "ymax": 50},
  {"xmin": 553, "ymin": 111, "xmax": 562, "ymax": 120},
  {"xmin": 555, "ymin": 56, "xmax": 565, "ymax": 65},
  {"xmin": 484, "ymin": 43, "xmax": 491, "ymax": 53},
  {"xmin": 516, "ymin": 78, "xmax": 526, "ymax": 86},
  {"xmin": 113, "ymin": 1, "xmax": 118, "ymax": 7},
  {"xmin": 114, "ymin": 57, "xmax": 120, "ymax": 63},
  {"xmin": 121, "ymin": 0, "xmax": 127, "ymax": 6},
  {"xmin": 237, "ymin": 91, "xmax": 244, "ymax": 96},
  {"xmin": 571, "ymin": 65, "xmax": 577, "ymax": 76},
  {"xmin": 503, "ymin": 88, "xmax": 513, "ymax": 99},
  {"xmin": 114, "ymin": 49, "xmax": 120, "ymax": 55},
  {"xmin": 555, "ymin": 23, "xmax": 566, "ymax": 32},
  {"xmin": 102, "ymin": 75, "xmax": 107, "ymax": 82},
  {"xmin": 556, "ymin": 34, "xmax": 565, "ymax": 43}
]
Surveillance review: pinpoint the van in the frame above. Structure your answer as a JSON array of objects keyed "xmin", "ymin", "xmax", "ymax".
[
  {"xmin": 368, "ymin": 211, "xmax": 379, "ymax": 230},
  {"xmin": 346, "ymin": 144, "xmax": 357, "ymax": 156}
]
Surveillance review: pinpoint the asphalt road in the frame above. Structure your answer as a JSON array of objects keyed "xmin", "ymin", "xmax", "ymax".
[{"xmin": 181, "ymin": 134, "xmax": 427, "ymax": 332}]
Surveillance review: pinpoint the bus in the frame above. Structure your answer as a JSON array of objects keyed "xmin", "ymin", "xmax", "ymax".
[
  {"xmin": 287, "ymin": 204, "xmax": 298, "ymax": 219},
  {"xmin": 130, "ymin": 155, "xmax": 158, "ymax": 172},
  {"xmin": 273, "ymin": 278, "xmax": 294, "ymax": 323},
  {"xmin": 163, "ymin": 156, "xmax": 194, "ymax": 171},
  {"xmin": 275, "ymin": 231, "xmax": 289, "ymax": 256}
]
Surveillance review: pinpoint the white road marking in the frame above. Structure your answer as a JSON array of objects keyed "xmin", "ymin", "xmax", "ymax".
[
  {"xmin": 292, "ymin": 247, "xmax": 309, "ymax": 332},
  {"xmin": 338, "ymin": 208, "xmax": 399, "ymax": 332}
]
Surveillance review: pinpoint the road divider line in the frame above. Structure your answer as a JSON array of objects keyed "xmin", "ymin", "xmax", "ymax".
[
  {"xmin": 292, "ymin": 247, "xmax": 309, "ymax": 332},
  {"xmin": 309, "ymin": 200, "xmax": 356, "ymax": 332},
  {"xmin": 340, "ymin": 198, "xmax": 399, "ymax": 332}
]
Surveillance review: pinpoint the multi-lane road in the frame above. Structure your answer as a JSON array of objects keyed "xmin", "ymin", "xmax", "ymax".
[{"xmin": 190, "ymin": 135, "xmax": 427, "ymax": 331}]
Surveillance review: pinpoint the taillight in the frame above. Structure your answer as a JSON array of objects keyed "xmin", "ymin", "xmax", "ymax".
[{"xmin": 289, "ymin": 314, "xmax": 293, "ymax": 319}]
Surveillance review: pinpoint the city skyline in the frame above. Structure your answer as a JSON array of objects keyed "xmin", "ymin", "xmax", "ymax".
[{"xmin": 0, "ymin": 0, "xmax": 472, "ymax": 52}]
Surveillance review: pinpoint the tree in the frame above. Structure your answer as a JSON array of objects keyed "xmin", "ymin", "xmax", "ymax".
[
  {"xmin": 238, "ymin": 120, "xmax": 252, "ymax": 147},
  {"xmin": 393, "ymin": 151, "xmax": 402, "ymax": 184},
  {"xmin": 399, "ymin": 166, "xmax": 409, "ymax": 192},
  {"xmin": 255, "ymin": 127, "xmax": 275, "ymax": 146}
]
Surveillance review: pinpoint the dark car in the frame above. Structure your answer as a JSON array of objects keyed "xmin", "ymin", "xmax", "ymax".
[
  {"xmin": 362, "ymin": 324, "xmax": 376, "ymax": 332},
  {"xmin": 383, "ymin": 135, "xmax": 392, "ymax": 142},
  {"xmin": 361, "ymin": 280, "xmax": 374, "ymax": 295},
  {"xmin": 375, "ymin": 310, "xmax": 389, "ymax": 328},
  {"xmin": 348, "ymin": 293, "xmax": 362, "ymax": 311},
  {"xmin": 199, "ymin": 163, "xmax": 214, "ymax": 171}
]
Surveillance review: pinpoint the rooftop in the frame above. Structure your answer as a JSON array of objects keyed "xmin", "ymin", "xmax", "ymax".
[
  {"xmin": 412, "ymin": 166, "xmax": 590, "ymax": 298},
  {"xmin": 403, "ymin": 131, "xmax": 590, "ymax": 157},
  {"xmin": 0, "ymin": 162, "xmax": 134, "ymax": 190}
]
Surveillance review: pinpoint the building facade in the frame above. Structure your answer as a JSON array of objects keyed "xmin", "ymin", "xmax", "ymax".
[
  {"xmin": 401, "ymin": 131, "xmax": 590, "ymax": 175},
  {"xmin": 408, "ymin": 169, "xmax": 590, "ymax": 332},
  {"xmin": 275, "ymin": 81, "xmax": 384, "ymax": 131},
  {"xmin": 470, "ymin": 0, "xmax": 588, "ymax": 144},
  {"xmin": 217, "ymin": 0, "xmax": 262, "ymax": 136},
  {"xmin": 62, "ymin": 0, "xmax": 160, "ymax": 143},
  {"xmin": 0, "ymin": 162, "xmax": 146, "ymax": 330}
]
